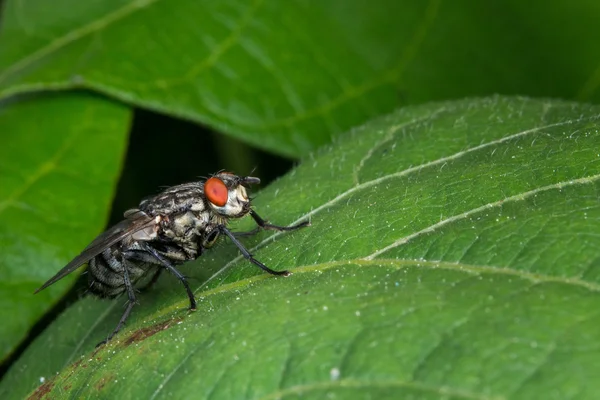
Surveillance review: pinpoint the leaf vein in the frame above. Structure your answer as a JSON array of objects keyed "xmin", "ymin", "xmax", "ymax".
[
  {"xmin": 352, "ymin": 106, "xmax": 449, "ymax": 185},
  {"xmin": 149, "ymin": 345, "xmax": 200, "ymax": 400},
  {"xmin": 0, "ymin": 125, "xmax": 82, "ymax": 215},
  {"xmin": 365, "ymin": 174, "xmax": 600, "ymax": 260},
  {"xmin": 184, "ymin": 258, "xmax": 600, "ymax": 325},
  {"xmin": 0, "ymin": 0, "xmax": 160, "ymax": 86},
  {"xmin": 256, "ymin": 377, "xmax": 504, "ymax": 400},
  {"xmin": 135, "ymin": 0, "xmax": 264, "ymax": 90},
  {"xmin": 64, "ymin": 303, "xmax": 117, "ymax": 367},
  {"xmin": 243, "ymin": 0, "xmax": 443, "ymax": 131},
  {"xmin": 509, "ymin": 309, "xmax": 600, "ymax": 397},
  {"xmin": 411, "ymin": 281, "xmax": 536, "ymax": 382}
]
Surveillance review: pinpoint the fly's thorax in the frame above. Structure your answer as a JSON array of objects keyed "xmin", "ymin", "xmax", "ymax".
[
  {"xmin": 158, "ymin": 210, "xmax": 211, "ymax": 243},
  {"xmin": 140, "ymin": 182, "xmax": 205, "ymax": 216},
  {"xmin": 165, "ymin": 212, "xmax": 196, "ymax": 239}
]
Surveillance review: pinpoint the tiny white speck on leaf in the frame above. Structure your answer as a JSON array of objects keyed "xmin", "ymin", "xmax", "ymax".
[{"xmin": 330, "ymin": 367, "xmax": 341, "ymax": 381}]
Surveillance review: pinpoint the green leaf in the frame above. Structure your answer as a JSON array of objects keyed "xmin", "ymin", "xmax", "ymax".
[
  {"xmin": 2, "ymin": 1, "xmax": 600, "ymax": 157},
  {"xmin": 3, "ymin": 96, "xmax": 600, "ymax": 399},
  {"xmin": 0, "ymin": 93, "xmax": 131, "ymax": 363}
]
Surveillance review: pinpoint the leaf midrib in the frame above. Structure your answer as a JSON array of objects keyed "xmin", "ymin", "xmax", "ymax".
[{"xmin": 192, "ymin": 258, "xmax": 600, "ymax": 306}]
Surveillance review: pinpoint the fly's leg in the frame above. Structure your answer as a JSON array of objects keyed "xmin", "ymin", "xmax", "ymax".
[
  {"xmin": 232, "ymin": 226, "xmax": 262, "ymax": 237},
  {"xmin": 220, "ymin": 226, "xmax": 290, "ymax": 276},
  {"xmin": 249, "ymin": 210, "xmax": 310, "ymax": 232},
  {"xmin": 121, "ymin": 250, "xmax": 164, "ymax": 292},
  {"xmin": 234, "ymin": 210, "xmax": 309, "ymax": 237},
  {"xmin": 96, "ymin": 267, "xmax": 137, "ymax": 347},
  {"xmin": 139, "ymin": 242, "xmax": 197, "ymax": 310}
]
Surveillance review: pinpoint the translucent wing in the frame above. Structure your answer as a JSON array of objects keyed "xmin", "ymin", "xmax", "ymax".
[{"xmin": 35, "ymin": 210, "xmax": 158, "ymax": 293}]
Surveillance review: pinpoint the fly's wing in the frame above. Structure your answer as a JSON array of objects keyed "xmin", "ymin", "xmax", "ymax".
[{"xmin": 34, "ymin": 210, "xmax": 158, "ymax": 293}]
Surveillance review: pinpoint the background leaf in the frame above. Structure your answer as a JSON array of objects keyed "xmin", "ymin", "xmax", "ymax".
[
  {"xmin": 0, "ymin": 93, "xmax": 130, "ymax": 363},
  {"xmin": 3, "ymin": 96, "xmax": 600, "ymax": 399},
  {"xmin": 1, "ymin": 1, "xmax": 600, "ymax": 157}
]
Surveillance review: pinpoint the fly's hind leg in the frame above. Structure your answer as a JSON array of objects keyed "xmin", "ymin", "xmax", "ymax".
[
  {"xmin": 96, "ymin": 267, "xmax": 137, "ymax": 347},
  {"xmin": 138, "ymin": 242, "xmax": 197, "ymax": 310},
  {"xmin": 121, "ymin": 249, "xmax": 163, "ymax": 292}
]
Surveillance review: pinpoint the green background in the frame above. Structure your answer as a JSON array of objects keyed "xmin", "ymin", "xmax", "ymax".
[{"xmin": 1, "ymin": 0, "xmax": 600, "ymax": 398}]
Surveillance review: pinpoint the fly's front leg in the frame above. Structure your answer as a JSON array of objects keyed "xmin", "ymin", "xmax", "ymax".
[
  {"xmin": 232, "ymin": 226, "xmax": 262, "ymax": 237},
  {"xmin": 248, "ymin": 209, "xmax": 310, "ymax": 233},
  {"xmin": 138, "ymin": 242, "xmax": 197, "ymax": 310},
  {"xmin": 233, "ymin": 210, "xmax": 308, "ymax": 237},
  {"xmin": 220, "ymin": 226, "xmax": 290, "ymax": 276}
]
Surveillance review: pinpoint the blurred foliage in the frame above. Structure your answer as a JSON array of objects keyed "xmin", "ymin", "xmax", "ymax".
[
  {"xmin": 2, "ymin": 1, "xmax": 600, "ymax": 156},
  {"xmin": 0, "ymin": 93, "xmax": 130, "ymax": 364}
]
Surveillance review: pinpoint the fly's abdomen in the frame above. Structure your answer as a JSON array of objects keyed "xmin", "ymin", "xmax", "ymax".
[
  {"xmin": 88, "ymin": 254, "xmax": 126, "ymax": 298},
  {"xmin": 87, "ymin": 247, "xmax": 154, "ymax": 298}
]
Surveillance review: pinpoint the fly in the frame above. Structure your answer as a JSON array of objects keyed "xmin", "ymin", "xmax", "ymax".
[{"xmin": 35, "ymin": 172, "xmax": 309, "ymax": 345}]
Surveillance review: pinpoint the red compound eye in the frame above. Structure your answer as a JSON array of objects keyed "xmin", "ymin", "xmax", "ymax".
[{"xmin": 205, "ymin": 177, "xmax": 228, "ymax": 207}]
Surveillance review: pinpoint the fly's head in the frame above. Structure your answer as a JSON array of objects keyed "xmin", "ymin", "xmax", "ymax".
[{"xmin": 203, "ymin": 172, "xmax": 260, "ymax": 219}]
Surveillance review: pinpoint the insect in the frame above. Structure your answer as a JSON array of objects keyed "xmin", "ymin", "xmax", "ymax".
[{"xmin": 35, "ymin": 172, "xmax": 309, "ymax": 344}]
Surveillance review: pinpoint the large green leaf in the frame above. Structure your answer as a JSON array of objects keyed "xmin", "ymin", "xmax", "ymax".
[
  {"xmin": 1, "ymin": 1, "xmax": 600, "ymax": 157},
  {"xmin": 3, "ymin": 96, "xmax": 599, "ymax": 399},
  {"xmin": 0, "ymin": 93, "xmax": 131, "ymax": 363}
]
